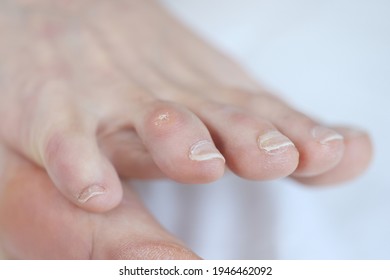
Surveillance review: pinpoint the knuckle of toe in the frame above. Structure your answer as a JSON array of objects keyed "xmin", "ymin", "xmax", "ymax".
[
  {"xmin": 43, "ymin": 130, "xmax": 65, "ymax": 165},
  {"xmin": 43, "ymin": 128, "xmax": 79, "ymax": 168}
]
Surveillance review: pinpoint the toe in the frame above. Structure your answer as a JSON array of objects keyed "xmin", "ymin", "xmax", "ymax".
[
  {"xmin": 240, "ymin": 92, "xmax": 346, "ymax": 177},
  {"xmin": 286, "ymin": 121, "xmax": 346, "ymax": 177},
  {"xmin": 8, "ymin": 84, "xmax": 124, "ymax": 212},
  {"xmin": 293, "ymin": 126, "xmax": 373, "ymax": 185},
  {"xmin": 192, "ymin": 102, "xmax": 299, "ymax": 180},
  {"xmin": 99, "ymin": 129, "xmax": 165, "ymax": 180},
  {"xmin": 133, "ymin": 100, "xmax": 225, "ymax": 184},
  {"xmin": 40, "ymin": 119, "xmax": 123, "ymax": 212}
]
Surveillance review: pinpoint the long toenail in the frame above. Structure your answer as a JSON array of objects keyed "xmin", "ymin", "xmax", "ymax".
[
  {"xmin": 189, "ymin": 140, "xmax": 225, "ymax": 162},
  {"xmin": 77, "ymin": 185, "xmax": 106, "ymax": 203},
  {"xmin": 311, "ymin": 126, "xmax": 344, "ymax": 144},
  {"xmin": 258, "ymin": 131, "xmax": 295, "ymax": 153}
]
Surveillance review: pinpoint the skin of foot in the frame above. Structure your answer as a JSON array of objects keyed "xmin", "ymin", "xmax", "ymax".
[{"xmin": 0, "ymin": 0, "xmax": 372, "ymax": 215}]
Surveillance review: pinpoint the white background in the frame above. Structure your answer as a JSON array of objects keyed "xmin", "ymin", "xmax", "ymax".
[{"xmin": 135, "ymin": 0, "xmax": 390, "ymax": 259}]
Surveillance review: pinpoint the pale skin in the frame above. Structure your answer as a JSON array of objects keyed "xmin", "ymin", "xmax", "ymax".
[{"xmin": 0, "ymin": 0, "xmax": 372, "ymax": 259}]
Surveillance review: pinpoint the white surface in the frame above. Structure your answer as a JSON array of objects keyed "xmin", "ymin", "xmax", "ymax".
[{"xmin": 135, "ymin": 0, "xmax": 390, "ymax": 259}]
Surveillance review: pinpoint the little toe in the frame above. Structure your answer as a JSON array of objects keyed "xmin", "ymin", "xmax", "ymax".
[
  {"xmin": 293, "ymin": 126, "xmax": 373, "ymax": 185},
  {"xmin": 133, "ymin": 100, "xmax": 225, "ymax": 184},
  {"xmin": 287, "ymin": 122, "xmax": 346, "ymax": 177}
]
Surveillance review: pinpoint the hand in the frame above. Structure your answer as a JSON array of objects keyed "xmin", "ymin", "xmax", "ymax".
[{"xmin": 0, "ymin": 145, "xmax": 200, "ymax": 259}]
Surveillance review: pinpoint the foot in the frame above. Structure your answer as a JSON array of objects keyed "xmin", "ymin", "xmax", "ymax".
[
  {"xmin": 0, "ymin": 0, "xmax": 372, "ymax": 212},
  {"xmin": 0, "ymin": 146, "xmax": 200, "ymax": 259}
]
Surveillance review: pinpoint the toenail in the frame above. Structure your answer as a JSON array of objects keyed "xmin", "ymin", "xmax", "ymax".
[
  {"xmin": 258, "ymin": 131, "xmax": 295, "ymax": 153},
  {"xmin": 77, "ymin": 185, "xmax": 106, "ymax": 204},
  {"xmin": 311, "ymin": 126, "xmax": 344, "ymax": 144},
  {"xmin": 189, "ymin": 140, "xmax": 225, "ymax": 162}
]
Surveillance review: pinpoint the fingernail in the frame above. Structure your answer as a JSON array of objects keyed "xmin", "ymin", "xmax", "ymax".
[
  {"xmin": 78, "ymin": 185, "xmax": 106, "ymax": 204},
  {"xmin": 258, "ymin": 131, "xmax": 295, "ymax": 153},
  {"xmin": 311, "ymin": 126, "xmax": 344, "ymax": 144},
  {"xmin": 189, "ymin": 140, "xmax": 225, "ymax": 162}
]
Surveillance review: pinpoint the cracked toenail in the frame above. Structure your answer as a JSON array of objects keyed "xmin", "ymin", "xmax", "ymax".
[
  {"xmin": 311, "ymin": 126, "xmax": 344, "ymax": 144},
  {"xmin": 258, "ymin": 131, "xmax": 295, "ymax": 153},
  {"xmin": 189, "ymin": 140, "xmax": 225, "ymax": 162},
  {"xmin": 77, "ymin": 185, "xmax": 106, "ymax": 203}
]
